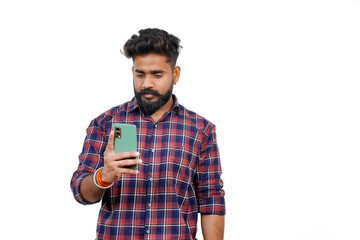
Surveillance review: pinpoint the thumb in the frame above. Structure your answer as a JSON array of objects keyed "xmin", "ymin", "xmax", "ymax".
[{"xmin": 106, "ymin": 130, "xmax": 115, "ymax": 152}]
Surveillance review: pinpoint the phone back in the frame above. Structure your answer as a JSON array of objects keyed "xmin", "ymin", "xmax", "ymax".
[{"xmin": 112, "ymin": 123, "xmax": 138, "ymax": 170}]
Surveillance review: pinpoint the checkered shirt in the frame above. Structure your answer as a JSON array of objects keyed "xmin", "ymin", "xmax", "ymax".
[{"xmin": 70, "ymin": 95, "xmax": 225, "ymax": 240}]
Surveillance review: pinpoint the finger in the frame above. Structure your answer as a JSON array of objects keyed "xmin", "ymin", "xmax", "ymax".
[
  {"xmin": 117, "ymin": 159, "xmax": 143, "ymax": 167},
  {"xmin": 106, "ymin": 131, "xmax": 115, "ymax": 152},
  {"xmin": 119, "ymin": 168, "xmax": 140, "ymax": 175},
  {"xmin": 113, "ymin": 151, "xmax": 140, "ymax": 161}
]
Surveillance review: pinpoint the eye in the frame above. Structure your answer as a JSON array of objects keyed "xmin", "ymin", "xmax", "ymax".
[
  {"xmin": 136, "ymin": 74, "xmax": 144, "ymax": 78},
  {"xmin": 154, "ymin": 74, "xmax": 162, "ymax": 78}
]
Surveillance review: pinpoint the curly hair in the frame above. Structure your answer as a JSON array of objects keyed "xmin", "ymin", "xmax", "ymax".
[{"xmin": 122, "ymin": 28, "xmax": 182, "ymax": 69}]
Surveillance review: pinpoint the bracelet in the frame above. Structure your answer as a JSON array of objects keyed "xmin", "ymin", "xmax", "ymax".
[
  {"xmin": 93, "ymin": 167, "xmax": 114, "ymax": 189},
  {"xmin": 96, "ymin": 168, "xmax": 113, "ymax": 187}
]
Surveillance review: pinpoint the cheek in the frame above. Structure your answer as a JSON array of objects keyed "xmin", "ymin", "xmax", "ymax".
[{"xmin": 133, "ymin": 78, "xmax": 141, "ymax": 90}]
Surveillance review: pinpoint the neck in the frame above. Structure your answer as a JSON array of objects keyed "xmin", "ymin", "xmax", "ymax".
[{"xmin": 151, "ymin": 95, "xmax": 174, "ymax": 122}]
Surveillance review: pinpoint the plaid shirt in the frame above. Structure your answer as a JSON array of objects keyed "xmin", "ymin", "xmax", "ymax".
[{"xmin": 71, "ymin": 95, "xmax": 225, "ymax": 240}]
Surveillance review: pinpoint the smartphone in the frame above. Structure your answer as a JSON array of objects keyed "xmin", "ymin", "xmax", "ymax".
[{"xmin": 112, "ymin": 123, "xmax": 138, "ymax": 170}]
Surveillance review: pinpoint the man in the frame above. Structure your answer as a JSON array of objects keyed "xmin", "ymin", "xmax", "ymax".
[{"xmin": 71, "ymin": 28, "xmax": 225, "ymax": 240}]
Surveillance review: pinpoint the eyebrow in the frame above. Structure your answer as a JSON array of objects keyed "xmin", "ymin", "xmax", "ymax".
[{"xmin": 134, "ymin": 69, "xmax": 165, "ymax": 74}]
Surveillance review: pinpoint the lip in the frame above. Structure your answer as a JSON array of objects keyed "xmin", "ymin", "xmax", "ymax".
[
  {"xmin": 143, "ymin": 93, "xmax": 156, "ymax": 100},
  {"xmin": 144, "ymin": 93, "xmax": 154, "ymax": 97}
]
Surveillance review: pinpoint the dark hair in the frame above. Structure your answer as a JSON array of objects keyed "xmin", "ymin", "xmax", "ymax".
[{"xmin": 122, "ymin": 28, "xmax": 182, "ymax": 69}]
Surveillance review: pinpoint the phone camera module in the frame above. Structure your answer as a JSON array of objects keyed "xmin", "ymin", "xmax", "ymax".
[{"xmin": 115, "ymin": 126, "xmax": 122, "ymax": 138}]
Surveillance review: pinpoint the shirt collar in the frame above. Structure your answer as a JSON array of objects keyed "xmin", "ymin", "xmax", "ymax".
[{"xmin": 127, "ymin": 94, "xmax": 180, "ymax": 113}]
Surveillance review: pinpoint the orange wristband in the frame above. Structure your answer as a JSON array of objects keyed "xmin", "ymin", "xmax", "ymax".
[
  {"xmin": 93, "ymin": 167, "xmax": 114, "ymax": 189},
  {"xmin": 97, "ymin": 168, "xmax": 112, "ymax": 187}
]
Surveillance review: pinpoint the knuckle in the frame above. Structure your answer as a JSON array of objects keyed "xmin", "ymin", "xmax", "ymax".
[{"xmin": 106, "ymin": 162, "xmax": 115, "ymax": 170}]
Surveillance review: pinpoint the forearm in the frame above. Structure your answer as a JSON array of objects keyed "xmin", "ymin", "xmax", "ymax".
[
  {"xmin": 201, "ymin": 214, "xmax": 225, "ymax": 240},
  {"xmin": 80, "ymin": 174, "xmax": 106, "ymax": 203}
]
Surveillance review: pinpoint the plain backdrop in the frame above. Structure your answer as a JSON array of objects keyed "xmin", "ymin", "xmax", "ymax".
[{"xmin": 1, "ymin": 0, "xmax": 360, "ymax": 239}]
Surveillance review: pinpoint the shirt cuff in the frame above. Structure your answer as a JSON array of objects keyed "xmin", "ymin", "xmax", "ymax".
[
  {"xmin": 198, "ymin": 194, "xmax": 226, "ymax": 215},
  {"xmin": 70, "ymin": 172, "xmax": 98, "ymax": 205}
]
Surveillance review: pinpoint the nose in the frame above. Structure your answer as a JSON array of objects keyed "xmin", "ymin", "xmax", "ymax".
[{"xmin": 142, "ymin": 75, "xmax": 154, "ymax": 89}]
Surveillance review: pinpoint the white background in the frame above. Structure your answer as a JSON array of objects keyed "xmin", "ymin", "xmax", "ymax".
[{"xmin": 1, "ymin": 0, "xmax": 360, "ymax": 239}]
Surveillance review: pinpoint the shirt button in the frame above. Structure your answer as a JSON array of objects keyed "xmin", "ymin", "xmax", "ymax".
[
  {"xmin": 148, "ymin": 203, "xmax": 151, "ymax": 208},
  {"xmin": 149, "ymin": 177, "xmax": 153, "ymax": 181},
  {"xmin": 154, "ymin": 123, "xmax": 158, "ymax": 128},
  {"xmin": 146, "ymin": 229, "xmax": 150, "ymax": 234},
  {"xmin": 151, "ymin": 148, "xmax": 155, "ymax": 153}
]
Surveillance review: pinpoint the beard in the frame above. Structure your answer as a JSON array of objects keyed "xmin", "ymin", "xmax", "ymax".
[{"xmin": 134, "ymin": 82, "xmax": 173, "ymax": 116}]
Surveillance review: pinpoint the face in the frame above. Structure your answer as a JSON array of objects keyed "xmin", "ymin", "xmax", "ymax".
[{"xmin": 132, "ymin": 53, "xmax": 180, "ymax": 115}]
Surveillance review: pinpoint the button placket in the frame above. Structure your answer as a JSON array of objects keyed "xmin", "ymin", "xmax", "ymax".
[{"xmin": 144, "ymin": 121, "xmax": 158, "ymax": 236}]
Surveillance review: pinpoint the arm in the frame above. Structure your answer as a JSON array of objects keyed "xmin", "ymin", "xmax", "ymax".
[
  {"xmin": 80, "ymin": 131, "xmax": 142, "ymax": 203},
  {"xmin": 80, "ymin": 174, "xmax": 106, "ymax": 203},
  {"xmin": 71, "ymin": 119, "xmax": 142, "ymax": 204},
  {"xmin": 195, "ymin": 124, "xmax": 226, "ymax": 236},
  {"xmin": 201, "ymin": 214, "xmax": 225, "ymax": 240}
]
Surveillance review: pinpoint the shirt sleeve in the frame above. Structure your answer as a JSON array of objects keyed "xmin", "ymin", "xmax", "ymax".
[
  {"xmin": 70, "ymin": 118, "xmax": 107, "ymax": 205},
  {"xmin": 195, "ymin": 124, "xmax": 226, "ymax": 215}
]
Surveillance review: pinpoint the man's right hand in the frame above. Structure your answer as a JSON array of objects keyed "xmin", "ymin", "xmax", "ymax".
[{"xmin": 101, "ymin": 131, "xmax": 142, "ymax": 184}]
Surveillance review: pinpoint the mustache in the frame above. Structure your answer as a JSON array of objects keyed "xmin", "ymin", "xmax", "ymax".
[{"xmin": 138, "ymin": 88, "xmax": 161, "ymax": 96}]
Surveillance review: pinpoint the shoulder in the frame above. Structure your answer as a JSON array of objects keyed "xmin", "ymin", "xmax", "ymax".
[
  {"xmin": 178, "ymin": 103, "xmax": 216, "ymax": 135},
  {"xmin": 89, "ymin": 100, "xmax": 132, "ymax": 131}
]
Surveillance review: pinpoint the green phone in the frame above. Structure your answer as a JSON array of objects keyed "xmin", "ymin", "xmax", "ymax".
[{"xmin": 112, "ymin": 123, "xmax": 138, "ymax": 170}]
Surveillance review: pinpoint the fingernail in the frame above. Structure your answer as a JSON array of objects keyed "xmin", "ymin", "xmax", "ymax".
[
  {"xmin": 135, "ymin": 152, "xmax": 140, "ymax": 156},
  {"xmin": 138, "ymin": 159, "xmax": 143, "ymax": 164}
]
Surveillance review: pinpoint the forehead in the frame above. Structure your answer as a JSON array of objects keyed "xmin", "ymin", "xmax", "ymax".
[{"xmin": 133, "ymin": 53, "xmax": 171, "ymax": 71}]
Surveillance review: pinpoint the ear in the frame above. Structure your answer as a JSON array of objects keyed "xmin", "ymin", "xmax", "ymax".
[
  {"xmin": 173, "ymin": 66, "xmax": 181, "ymax": 85},
  {"xmin": 132, "ymin": 66, "xmax": 134, "ymax": 74}
]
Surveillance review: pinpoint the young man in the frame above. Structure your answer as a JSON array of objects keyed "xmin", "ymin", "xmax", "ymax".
[{"xmin": 71, "ymin": 28, "xmax": 225, "ymax": 240}]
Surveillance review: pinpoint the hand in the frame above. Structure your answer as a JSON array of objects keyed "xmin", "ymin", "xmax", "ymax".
[{"xmin": 101, "ymin": 131, "xmax": 142, "ymax": 183}]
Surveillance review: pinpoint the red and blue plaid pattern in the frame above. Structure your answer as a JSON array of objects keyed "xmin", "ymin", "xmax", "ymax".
[{"xmin": 71, "ymin": 95, "xmax": 225, "ymax": 240}]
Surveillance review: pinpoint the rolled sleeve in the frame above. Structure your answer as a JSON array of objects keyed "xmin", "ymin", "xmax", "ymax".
[
  {"xmin": 70, "ymin": 171, "xmax": 93, "ymax": 205},
  {"xmin": 196, "ymin": 124, "xmax": 226, "ymax": 215},
  {"xmin": 70, "ymin": 118, "xmax": 106, "ymax": 205}
]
